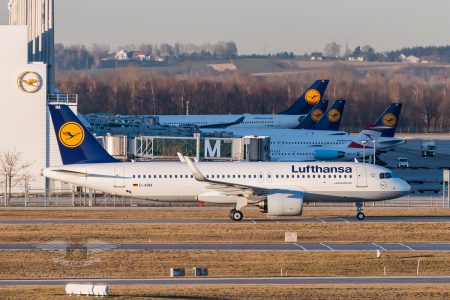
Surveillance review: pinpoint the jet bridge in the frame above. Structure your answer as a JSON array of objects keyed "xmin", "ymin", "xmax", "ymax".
[{"xmin": 98, "ymin": 134, "xmax": 270, "ymax": 162}]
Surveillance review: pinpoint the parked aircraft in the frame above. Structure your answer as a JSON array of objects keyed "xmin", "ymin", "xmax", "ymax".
[
  {"xmin": 43, "ymin": 104, "xmax": 410, "ymax": 221},
  {"xmin": 157, "ymin": 80, "xmax": 329, "ymax": 129}
]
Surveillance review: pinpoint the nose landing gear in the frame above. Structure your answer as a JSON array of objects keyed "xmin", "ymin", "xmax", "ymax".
[{"xmin": 356, "ymin": 202, "xmax": 365, "ymax": 220}]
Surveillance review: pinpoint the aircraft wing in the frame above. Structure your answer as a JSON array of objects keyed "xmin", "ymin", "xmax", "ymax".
[
  {"xmin": 181, "ymin": 154, "xmax": 271, "ymax": 197},
  {"xmin": 199, "ymin": 116, "xmax": 245, "ymax": 129}
]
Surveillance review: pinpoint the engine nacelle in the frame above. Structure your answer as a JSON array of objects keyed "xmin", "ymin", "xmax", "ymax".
[
  {"xmin": 314, "ymin": 149, "xmax": 345, "ymax": 160},
  {"xmin": 258, "ymin": 193, "xmax": 304, "ymax": 216}
]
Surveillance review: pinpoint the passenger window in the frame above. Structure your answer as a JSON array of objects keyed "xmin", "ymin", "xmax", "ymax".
[
  {"xmin": 379, "ymin": 173, "xmax": 385, "ymax": 179},
  {"xmin": 164, "ymin": 175, "xmax": 167, "ymax": 178},
  {"xmin": 276, "ymin": 175, "xmax": 279, "ymax": 178},
  {"xmin": 159, "ymin": 175, "xmax": 162, "ymax": 178},
  {"xmin": 338, "ymin": 175, "xmax": 342, "ymax": 178},
  {"xmin": 132, "ymin": 175, "xmax": 135, "ymax": 178},
  {"xmin": 243, "ymin": 175, "xmax": 246, "ymax": 178},
  {"xmin": 138, "ymin": 175, "xmax": 141, "ymax": 179},
  {"xmin": 228, "ymin": 175, "xmax": 231, "ymax": 178},
  {"xmin": 143, "ymin": 175, "xmax": 146, "ymax": 179},
  {"xmin": 318, "ymin": 175, "xmax": 321, "ymax": 178}
]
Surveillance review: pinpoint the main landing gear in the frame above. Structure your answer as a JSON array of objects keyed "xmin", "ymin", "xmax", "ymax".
[
  {"xmin": 356, "ymin": 202, "xmax": 365, "ymax": 220},
  {"xmin": 229, "ymin": 209, "xmax": 243, "ymax": 221}
]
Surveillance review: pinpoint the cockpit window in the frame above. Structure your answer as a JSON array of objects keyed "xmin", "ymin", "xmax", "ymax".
[{"xmin": 379, "ymin": 172, "xmax": 396, "ymax": 179}]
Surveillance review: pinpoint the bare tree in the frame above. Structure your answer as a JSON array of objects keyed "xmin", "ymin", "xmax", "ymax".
[
  {"xmin": 0, "ymin": 151, "xmax": 33, "ymax": 206},
  {"xmin": 324, "ymin": 41, "xmax": 341, "ymax": 58}
]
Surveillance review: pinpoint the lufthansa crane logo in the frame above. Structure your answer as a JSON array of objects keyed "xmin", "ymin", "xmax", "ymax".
[
  {"xmin": 58, "ymin": 122, "xmax": 85, "ymax": 148},
  {"xmin": 327, "ymin": 108, "xmax": 341, "ymax": 122},
  {"xmin": 311, "ymin": 108, "xmax": 324, "ymax": 122},
  {"xmin": 305, "ymin": 89, "xmax": 321, "ymax": 105},
  {"xmin": 17, "ymin": 71, "xmax": 43, "ymax": 93},
  {"xmin": 382, "ymin": 113, "xmax": 397, "ymax": 127}
]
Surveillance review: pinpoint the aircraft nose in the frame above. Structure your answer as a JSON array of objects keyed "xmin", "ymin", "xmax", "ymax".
[{"xmin": 398, "ymin": 179, "xmax": 411, "ymax": 195}]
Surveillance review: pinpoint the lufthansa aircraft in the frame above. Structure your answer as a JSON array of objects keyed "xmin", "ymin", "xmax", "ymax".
[
  {"xmin": 157, "ymin": 80, "xmax": 329, "ymax": 129},
  {"xmin": 43, "ymin": 104, "xmax": 410, "ymax": 221}
]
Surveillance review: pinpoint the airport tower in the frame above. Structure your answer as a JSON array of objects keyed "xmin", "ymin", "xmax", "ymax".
[{"xmin": 0, "ymin": 0, "xmax": 77, "ymax": 197}]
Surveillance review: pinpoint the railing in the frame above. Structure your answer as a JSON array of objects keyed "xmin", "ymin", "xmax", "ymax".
[{"xmin": 48, "ymin": 94, "xmax": 78, "ymax": 105}]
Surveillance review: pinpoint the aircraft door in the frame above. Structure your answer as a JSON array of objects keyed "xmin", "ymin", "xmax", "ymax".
[
  {"xmin": 114, "ymin": 166, "xmax": 125, "ymax": 188},
  {"xmin": 356, "ymin": 166, "xmax": 367, "ymax": 187}
]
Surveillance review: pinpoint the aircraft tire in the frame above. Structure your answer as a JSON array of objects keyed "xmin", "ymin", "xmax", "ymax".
[
  {"xmin": 356, "ymin": 212, "xmax": 365, "ymax": 220},
  {"xmin": 231, "ymin": 210, "xmax": 243, "ymax": 221}
]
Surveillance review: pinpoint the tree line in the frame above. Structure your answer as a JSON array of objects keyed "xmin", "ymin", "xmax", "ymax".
[{"xmin": 56, "ymin": 66, "xmax": 449, "ymax": 133}]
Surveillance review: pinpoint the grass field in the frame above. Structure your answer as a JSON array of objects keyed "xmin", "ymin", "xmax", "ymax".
[
  {"xmin": 1, "ymin": 222, "xmax": 450, "ymax": 243},
  {"xmin": 1, "ymin": 284, "xmax": 450, "ymax": 300},
  {"xmin": 1, "ymin": 251, "xmax": 450, "ymax": 279}
]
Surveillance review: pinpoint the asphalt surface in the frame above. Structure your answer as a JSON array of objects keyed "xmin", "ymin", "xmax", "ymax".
[
  {"xmin": 1, "ymin": 215, "xmax": 450, "ymax": 224},
  {"xmin": 2, "ymin": 242, "xmax": 450, "ymax": 252},
  {"xmin": 1, "ymin": 276, "xmax": 450, "ymax": 286}
]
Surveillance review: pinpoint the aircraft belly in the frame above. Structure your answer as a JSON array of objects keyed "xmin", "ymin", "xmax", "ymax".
[{"xmin": 305, "ymin": 190, "xmax": 403, "ymax": 202}]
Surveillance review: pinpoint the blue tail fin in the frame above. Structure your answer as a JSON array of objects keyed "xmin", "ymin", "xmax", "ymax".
[
  {"xmin": 295, "ymin": 100, "xmax": 329, "ymax": 129},
  {"xmin": 314, "ymin": 99, "xmax": 346, "ymax": 131},
  {"xmin": 48, "ymin": 104, "xmax": 118, "ymax": 165},
  {"xmin": 279, "ymin": 80, "xmax": 329, "ymax": 115},
  {"xmin": 370, "ymin": 103, "xmax": 402, "ymax": 137}
]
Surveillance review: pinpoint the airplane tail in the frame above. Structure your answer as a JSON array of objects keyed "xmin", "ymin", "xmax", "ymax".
[
  {"xmin": 314, "ymin": 99, "xmax": 346, "ymax": 131},
  {"xmin": 279, "ymin": 80, "xmax": 329, "ymax": 115},
  {"xmin": 295, "ymin": 100, "xmax": 329, "ymax": 129},
  {"xmin": 347, "ymin": 129, "xmax": 382, "ymax": 149},
  {"xmin": 48, "ymin": 104, "xmax": 118, "ymax": 165},
  {"xmin": 369, "ymin": 103, "xmax": 402, "ymax": 137}
]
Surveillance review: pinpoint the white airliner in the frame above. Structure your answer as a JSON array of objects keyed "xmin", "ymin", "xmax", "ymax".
[
  {"xmin": 202, "ymin": 103, "xmax": 406, "ymax": 161},
  {"xmin": 43, "ymin": 104, "xmax": 410, "ymax": 221},
  {"xmin": 157, "ymin": 80, "xmax": 329, "ymax": 129}
]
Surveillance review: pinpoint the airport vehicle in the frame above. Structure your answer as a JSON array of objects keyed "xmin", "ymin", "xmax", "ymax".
[
  {"xmin": 157, "ymin": 80, "xmax": 329, "ymax": 129},
  {"xmin": 397, "ymin": 157, "xmax": 409, "ymax": 168},
  {"xmin": 421, "ymin": 141, "xmax": 436, "ymax": 157},
  {"xmin": 43, "ymin": 104, "xmax": 410, "ymax": 221}
]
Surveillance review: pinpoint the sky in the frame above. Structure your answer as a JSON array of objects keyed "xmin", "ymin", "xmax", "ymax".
[{"xmin": 1, "ymin": 0, "xmax": 450, "ymax": 54}]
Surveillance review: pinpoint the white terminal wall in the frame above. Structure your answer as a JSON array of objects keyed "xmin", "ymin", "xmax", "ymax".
[{"xmin": 0, "ymin": 25, "xmax": 65, "ymax": 193}]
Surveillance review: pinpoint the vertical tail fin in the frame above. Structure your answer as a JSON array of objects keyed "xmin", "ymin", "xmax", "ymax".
[
  {"xmin": 279, "ymin": 80, "xmax": 329, "ymax": 115},
  {"xmin": 370, "ymin": 103, "xmax": 402, "ymax": 137},
  {"xmin": 314, "ymin": 99, "xmax": 346, "ymax": 131},
  {"xmin": 295, "ymin": 100, "xmax": 329, "ymax": 129},
  {"xmin": 347, "ymin": 129, "xmax": 382, "ymax": 149},
  {"xmin": 48, "ymin": 104, "xmax": 118, "ymax": 165}
]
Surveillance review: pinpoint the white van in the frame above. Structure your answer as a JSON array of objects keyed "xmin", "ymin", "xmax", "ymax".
[{"xmin": 397, "ymin": 157, "xmax": 409, "ymax": 168}]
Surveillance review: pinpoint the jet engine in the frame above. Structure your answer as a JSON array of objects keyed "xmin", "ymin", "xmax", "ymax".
[
  {"xmin": 258, "ymin": 193, "xmax": 304, "ymax": 216},
  {"xmin": 314, "ymin": 149, "xmax": 345, "ymax": 160}
]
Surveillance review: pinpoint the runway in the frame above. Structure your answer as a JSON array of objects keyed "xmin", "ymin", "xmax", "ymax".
[
  {"xmin": 1, "ymin": 215, "xmax": 450, "ymax": 225},
  {"xmin": 1, "ymin": 276, "xmax": 450, "ymax": 286},
  {"xmin": 2, "ymin": 242, "xmax": 450, "ymax": 251}
]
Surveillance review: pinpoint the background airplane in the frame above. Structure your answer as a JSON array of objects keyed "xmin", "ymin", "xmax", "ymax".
[{"xmin": 156, "ymin": 80, "xmax": 329, "ymax": 128}]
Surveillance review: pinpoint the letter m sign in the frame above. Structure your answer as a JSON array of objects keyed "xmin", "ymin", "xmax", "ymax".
[{"xmin": 205, "ymin": 139, "xmax": 221, "ymax": 158}]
